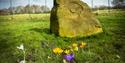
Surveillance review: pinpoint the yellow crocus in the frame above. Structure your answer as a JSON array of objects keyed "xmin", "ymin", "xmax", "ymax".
[
  {"xmin": 79, "ymin": 42, "xmax": 87, "ymax": 48},
  {"xmin": 72, "ymin": 43, "xmax": 78, "ymax": 47},
  {"xmin": 73, "ymin": 47, "xmax": 79, "ymax": 52},
  {"xmin": 53, "ymin": 47, "xmax": 63, "ymax": 54},
  {"xmin": 64, "ymin": 49, "xmax": 70, "ymax": 54}
]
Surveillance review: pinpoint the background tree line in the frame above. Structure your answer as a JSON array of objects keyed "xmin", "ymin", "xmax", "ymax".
[
  {"xmin": 93, "ymin": 0, "xmax": 125, "ymax": 10},
  {"xmin": 0, "ymin": 0, "xmax": 125, "ymax": 15},
  {"xmin": 0, "ymin": 5, "xmax": 50, "ymax": 15},
  {"xmin": 112, "ymin": 0, "xmax": 125, "ymax": 9}
]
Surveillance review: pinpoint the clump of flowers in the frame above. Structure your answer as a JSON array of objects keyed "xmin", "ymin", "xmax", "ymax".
[
  {"xmin": 17, "ymin": 44, "xmax": 26, "ymax": 63},
  {"xmin": 52, "ymin": 41, "xmax": 87, "ymax": 63}
]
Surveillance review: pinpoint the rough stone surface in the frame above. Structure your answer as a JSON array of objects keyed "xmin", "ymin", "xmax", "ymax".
[{"xmin": 50, "ymin": 0, "xmax": 102, "ymax": 37}]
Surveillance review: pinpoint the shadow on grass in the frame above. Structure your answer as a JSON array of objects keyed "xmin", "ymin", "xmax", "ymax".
[
  {"xmin": 112, "ymin": 18, "xmax": 125, "ymax": 62},
  {"xmin": 0, "ymin": 33, "xmax": 18, "ymax": 63},
  {"xmin": 30, "ymin": 28, "xmax": 51, "ymax": 34}
]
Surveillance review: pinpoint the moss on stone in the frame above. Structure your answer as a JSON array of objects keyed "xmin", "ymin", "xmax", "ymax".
[{"xmin": 50, "ymin": 0, "xmax": 103, "ymax": 37}]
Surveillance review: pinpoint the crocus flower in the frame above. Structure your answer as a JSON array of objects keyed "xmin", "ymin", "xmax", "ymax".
[
  {"xmin": 72, "ymin": 43, "xmax": 78, "ymax": 47},
  {"xmin": 64, "ymin": 49, "xmax": 70, "ymax": 54},
  {"xmin": 63, "ymin": 59, "xmax": 67, "ymax": 63},
  {"xmin": 47, "ymin": 56, "xmax": 52, "ymax": 59},
  {"xmin": 17, "ymin": 44, "xmax": 24, "ymax": 50},
  {"xmin": 79, "ymin": 42, "xmax": 87, "ymax": 48},
  {"xmin": 19, "ymin": 60, "xmax": 25, "ymax": 63},
  {"xmin": 73, "ymin": 47, "xmax": 79, "ymax": 52},
  {"xmin": 64, "ymin": 54, "xmax": 74, "ymax": 62},
  {"xmin": 53, "ymin": 47, "xmax": 63, "ymax": 54}
]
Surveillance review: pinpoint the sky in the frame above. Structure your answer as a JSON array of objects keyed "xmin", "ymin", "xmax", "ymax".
[{"xmin": 0, "ymin": 0, "xmax": 113, "ymax": 9}]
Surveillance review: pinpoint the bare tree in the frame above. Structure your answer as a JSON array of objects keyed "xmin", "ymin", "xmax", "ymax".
[{"xmin": 112, "ymin": 0, "xmax": 125, "ymax": 8}]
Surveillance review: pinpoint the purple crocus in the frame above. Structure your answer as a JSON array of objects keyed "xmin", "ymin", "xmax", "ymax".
[{"xmin": 63, "ymin": 54, "xmax": 74, "ymax": 62}]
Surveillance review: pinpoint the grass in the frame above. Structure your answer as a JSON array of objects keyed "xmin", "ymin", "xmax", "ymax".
[
  {"xmin": 93, "ymin": 9, "xmax": 125, "ymax": 16},
  {"xmin": 0, "ymin": 12, "xmax": 125, "ymax": 63}
]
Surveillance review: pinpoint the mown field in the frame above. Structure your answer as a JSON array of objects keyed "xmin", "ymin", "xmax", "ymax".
[{"xmin": 0, "ymin": 11, "xmax": 125, "ymax": 63}]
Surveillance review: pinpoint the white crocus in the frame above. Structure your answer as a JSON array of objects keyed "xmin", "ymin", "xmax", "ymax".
[
  {"xmin": 19, "ymin": 60, "xmax": 25, "ymax": 63},
  {"xmin": 17, "ymin": 44, "xmax": 24, "ymax": 50},
  {"xmin": 17, "ymin": 44, "xmax": 26, "ymax": 63}
]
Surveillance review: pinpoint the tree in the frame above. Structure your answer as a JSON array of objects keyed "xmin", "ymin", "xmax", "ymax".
[
  {"xmin": 15, "ymin": 6, "xmax": 25, "ymax": 14},
  {"xmin": 112, "ymin": 0, "xmax": 125, "ymax": 8},
  {"xmin": 41, "ymin": 6, "xmax": 50, "ymax": 13},
  {"xmin": 112, "ymin": 0, "xmax": 124, "ymax": 5},
  {"xmin": 31, "ymin": 5, "xmax": 42, "ymax": 13},
  {"xmin": 0, "ymin": 4, "xmax": 50, "ymax": 15},
  {"xmin": 24, "ymin": 5, "xmax": 32, "ymax": 13}
]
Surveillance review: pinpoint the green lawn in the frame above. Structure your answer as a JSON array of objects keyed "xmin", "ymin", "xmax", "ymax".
[{"xmin": 0, "ymin": 12, "xmax": 125, "ymax": 63}]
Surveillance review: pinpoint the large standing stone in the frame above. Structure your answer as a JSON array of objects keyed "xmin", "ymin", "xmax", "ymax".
[{"xmin": 50, "ymin": 0, "xmax": 102, "ymax": 37}]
